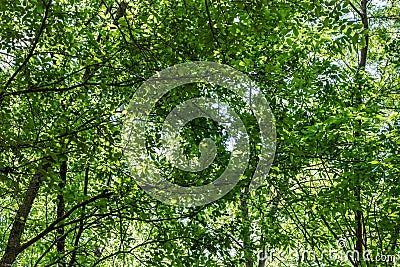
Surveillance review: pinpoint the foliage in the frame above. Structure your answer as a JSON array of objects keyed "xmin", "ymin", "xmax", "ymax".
[{"xmin": 0, "ymin": 0, "xmax": 399, "ymax": 266}]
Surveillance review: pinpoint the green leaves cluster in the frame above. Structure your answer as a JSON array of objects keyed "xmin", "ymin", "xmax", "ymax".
[{"xmin": 0, "ymin": 0, "xmax": 399, "ymax": 266}]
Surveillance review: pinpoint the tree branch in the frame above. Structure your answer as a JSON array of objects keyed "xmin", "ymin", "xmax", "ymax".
[
  {"xmin": 0, "ymin": 164, "xmax": 49, "ymax": 266},
  {"xmin": 2, "ymin": 0, "xmax": 52, "ymax": 92},
  {"xmin": 18, "ymin": 191, "xmax": 113, "ymax": 254}
]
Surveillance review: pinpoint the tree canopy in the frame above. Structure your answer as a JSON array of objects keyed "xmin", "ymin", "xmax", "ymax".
[{"xmin": 0, "ymin": 0, "xmax": 399, "ymax": 266}]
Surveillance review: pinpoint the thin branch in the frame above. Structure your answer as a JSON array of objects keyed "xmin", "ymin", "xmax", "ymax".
[
  {"xmin": 18, "ymin": 191, "xmax": 113, "ymax": 253},
  {"xmin": 204, "ymin": 0, "xmax": 221, "ymax": 48},
  {"xmin": 2, "ymin": 0, "xmax": 52, "ymax": 91},
  {"xmin": 349, "ymin": 1, "xmax": 363, "ymax": 17}
]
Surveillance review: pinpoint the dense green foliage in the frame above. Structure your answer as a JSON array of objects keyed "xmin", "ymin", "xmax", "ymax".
[{"xmin": 0, "ymin": 0, "xmax": 399, "ymax": 266}]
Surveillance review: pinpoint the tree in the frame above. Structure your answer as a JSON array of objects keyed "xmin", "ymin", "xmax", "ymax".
[{"xmin": 0, "ymin": 0, "xmax": 398, "ymax": 266}]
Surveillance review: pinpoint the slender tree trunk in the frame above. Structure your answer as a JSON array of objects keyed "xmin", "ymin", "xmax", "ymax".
[
  {"xmin": 257, "ymin": 235, "xmax": 266, "ymax": 267},
  {"xmin": 56, "ymin": 160, "xmax": 67, "ymax": 266},
  {"xmin": 0, "ymin": 165, "xmax": 49, "ymax": 266},
  {"xmin": 68, "ymin": 166, "xmax": 89, "ymax": 267},
  {"xmin": 351, "ymin": 1, "xmax": 369, "ymax": 266},
  {"xmin": 241, "ymin": 186, "xmax": 253, "ymax": 267}
]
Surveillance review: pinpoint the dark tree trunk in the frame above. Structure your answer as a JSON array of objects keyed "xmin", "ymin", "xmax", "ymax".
[
  {"xmin": 56, "ymin": 160, "xmax": 67, "ymax": 266},
  {"xmin": 0, "ymin": 165, "xmax": 48, "ymax": 266}
]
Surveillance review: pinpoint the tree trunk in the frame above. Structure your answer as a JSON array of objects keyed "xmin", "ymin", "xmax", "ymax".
[
  {"xmin": 0, "ymin": 165, "xmax": 48, "ymax": 266},
  {"xmin": 350, "ymin": 1, "xmax": 369, "ymax": 266},
  {"xmin": 56, "ymin": 160, "xmax": 67, "ymax": 266}
]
